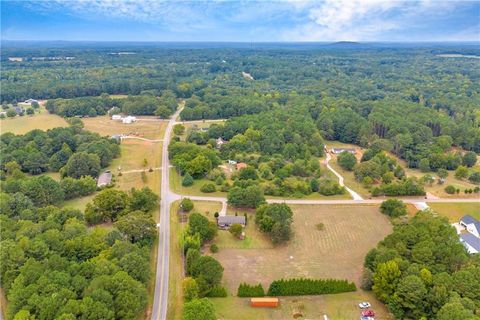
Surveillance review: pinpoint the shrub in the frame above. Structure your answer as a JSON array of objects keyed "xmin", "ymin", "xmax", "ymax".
[
  {"xmin": 337, "ymin": 151, "xmax": 357, "ymax": 171},
  {"xmin": 318, "ymin": 179, "xmax": 345, "ymax": 196},
  {"xmin": 210, "ymin": 244, "xmax": 219, "ymax": 253},
  {"xmin": 229, "ymin": 223, "xmax": 243, "ymax": 238},
  {"xmin": 237, "ymin": 283, "xmax": 265, "ymax": 297},
  {"xmin": 444, "ymin": 185, "xmax": 456, "ymax": 194},
  {"xmin": 267, "ymin": 278, "xmax": 356, "ymax": 296},
  {"xmin": 200, "ymin": 183, "xmax": 216, "ymax": 193},
  {"xmin": 315, "ymin": 223, "xmax": 325, "ymax": 231},
  {"xmin": 206, "ymin": 285, "xmax": 227, "ymax": 297},
  {"xmin": 182, "ymin": 173, "xmax": 194, "ymax": 187},
  {"xmin": 468, "ymin": 171, "xmax": 480, "ymax": 184},
  {"xmin": 180, "ymin": 198, "xmax": 194, "ymax": 212},
  {"xmin": 380, "ymin": 199, "xmax": 407, "ymax": 217}
]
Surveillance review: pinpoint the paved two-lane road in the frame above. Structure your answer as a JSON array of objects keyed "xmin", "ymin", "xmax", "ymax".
[{"xmin": 151, "ymin": 108, "xmax": 182, "ymax": 320}]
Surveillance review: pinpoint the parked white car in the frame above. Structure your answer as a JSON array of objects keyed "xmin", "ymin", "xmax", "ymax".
[{"xmin": 359, "ymin": 302, "xmax": 371, "ymax": 309}]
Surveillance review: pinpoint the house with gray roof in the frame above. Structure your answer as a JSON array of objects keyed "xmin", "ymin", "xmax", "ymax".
[
  {"xmin": 97, "ymin": 171, "xmax": 112, "ymax": 188},
  {"xmin": 460, "ymin": 233, "xmax": 480, "ymax": 254},
  {"xmin": 217, "ymin": 215, "xmax": 246, "ymax": 229},
  {"xmin": 460, "ymin": 215, "xmax": 480, "ymax": 237}
]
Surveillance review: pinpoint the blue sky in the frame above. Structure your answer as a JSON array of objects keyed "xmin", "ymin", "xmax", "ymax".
[{"xmin": 1, "ymin": 0, "xmax": 479, "ymax": 42}]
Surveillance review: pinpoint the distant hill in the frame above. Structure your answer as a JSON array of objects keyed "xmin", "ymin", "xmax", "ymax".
[{"xmin": 329, "ymin": 41, "xmax": 362, "ymax": 46}]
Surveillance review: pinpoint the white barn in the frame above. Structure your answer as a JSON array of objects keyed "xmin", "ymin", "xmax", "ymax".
[{"xmin": 122, "ymin": 116, "xmax": 137, "ymax": 124}]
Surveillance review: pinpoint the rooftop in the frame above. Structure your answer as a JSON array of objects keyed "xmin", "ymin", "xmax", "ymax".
[
  {"xmin": 460, "ymin": 215, "xmax": 480, "ymax": 231},
  {"xmin": 460, "ymin": 233, "xmax": 480, "ymax": 251},
  {"xmin": 97, "ymin": 171, "xmax": 112, "ymax": 186},
  {"xmin": 217, "ymin": 215, "xmax": 246, "ymax": 225}
]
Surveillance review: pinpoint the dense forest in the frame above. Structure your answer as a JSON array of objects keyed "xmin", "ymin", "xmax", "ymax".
[
  {"xmin": 0, "ymin": 153, "xmax": 158, "ymax": 319},
  {"xmin": 364, "ymin": 211, "xmax": 480, "ymax": 319}
]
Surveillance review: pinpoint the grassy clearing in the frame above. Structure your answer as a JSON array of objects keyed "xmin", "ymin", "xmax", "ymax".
[
  {"xmin": 171, "ymin": 163, "xmax": 351, "ymax": 200},
  {"xmin": 215, "ymin": 204, "xmax": 392, "ymax": 291},
  {"xmin": 0, "ymin": 106, "xmax": 68, "ymax": 134},
  {"xmin": 170, "ymin": 168, "xmax": 227, "ymax": 197},
  {"xmin": 211, "ymin": 204, "xmax": 393, "ymax": 319},
  {"xmin": 82, "ymin": 115, "xmax": 166, "ymax": 139},
  {"xmin": 212, "ymin": 291, "xmax": 392, "ymax": 320},
  {"xmin": 109, "ymin": 140, "xmax": 162, "ymax": 172},
  {"xmin": 392, "ymin": 153, "xmax": 478, "ymax": 199},
  {"xmin": 428, "ymin": 202, "xmax": 480, "ymax": 222},
  {"xmin": 61, "ymin": 194, "xmax": 96, "ymax": 212},
  {"xmin": 214, "ymin": 215, "xmax": 272, "ymax": 250}
]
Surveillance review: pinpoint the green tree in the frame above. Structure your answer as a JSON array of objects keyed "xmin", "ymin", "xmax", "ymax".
[
  {"xmin": 227, "ymin": 185, "xmax": 265, "ymax": 208},
  {"xmin": 182, "ymin": 277, "xmax": 199, "ymax": 302},
  {"xmin": 183, "ymin": 298, "xmax": 216, "ymax": 320},
  {"xmin": 182, "ymin": 173, "xmax": 194, "ymax": 187},
  {"xmin": 372, "ymin": 260, "xmax": 401, "ymax": 303},
  {"xmin": 61, "ymin": 152, "xmax": 101, "ymax": 179},
  {"xmin": 337, "ymin": 151, "xmax": 357, "ymax": 171},
  {"xmin": 468, "ymin": 172, "xmax": 480, "ymax": 184},
  {"xmin": 462, "ymin": 151, "xmax": 477, "ymax": 167},
  {"xmin": 437, "ymin": 168, "xmax": 448, "ymax": 183},
  {"xmin": 173, "ymin": 124, "xmax": 185, "ymax": 135},
  {"xmin": 26, "ymin": 108, "xmax": 34, "ymax": 115},
  {"xmin": 180, "ymin": 198, "xmax": 194, "ymax": 212},
  {"xmin": 395, "ymin": 275, "xmax": 428, "ymax": 319},
  {"xmin": 87, "ymin": 188, "xmax": 129, "ymax": 222},
  {"xmin": 437, "ymin": 302, "xmax": 476, "ymax": 320},
  {"xmin": 238, "ymin": 166, "xmax": 258, "ymax": 180},
  {"xmin": 115, "ymin": 211, "xmax": 157, "ymax": 244},
  {"xmin": 188, "ymin": 213, "xmax": 217, "ymax": 243},
  {"xmin": 228, "ymin": 223, "xmax": 243, "ymax": 238},
  {"xmin": 255, "ymin": 204, "xmax": 293, "ymax": 244},
  {"xmin": 200, "ymin": 183, "xmax": 216, "ymax": 193},
  {"xmin": 380, "ymin": 199, "xmax": 407, "ymax": 217},
  {"xmin": 128, "ymin": 187, "xmax": 158, "ymax": 212},
  {"xmin": 454, "ymin": 166, "xmax": 469, "ymax": 180},
  {"xmin": 419, "ymin": 158, "xmax": 430, "ymax": 172}
]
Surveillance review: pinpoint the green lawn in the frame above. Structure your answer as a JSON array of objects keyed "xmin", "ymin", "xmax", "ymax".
[
  {"xmin": 212, "ymin": 291, "xmax": 393, "ymax": 320},
  {"xmin": 0, "ymin": 106, "xmax": 68, "ymax": 134},
  {"xmin": 427, "ymin": 202, "xmax": 480, "ymax": 222},
  {"xmin": 170, "ymin": 168, "xmax": 227, "ymax": 197}
]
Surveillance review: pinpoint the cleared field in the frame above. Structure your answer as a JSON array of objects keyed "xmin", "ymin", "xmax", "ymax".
[
  {"xmin": 83, "ymin": 115, "xmax": 166, "ymax": 139},
  {"xmin": 212, "ymin": 291, "xmax": 392, "ymax": 320},
  {"xmin": 0, "ymin": 106, "xmax": 68, "ymax": 134},
  {"xmin": 215, "ymin": 204, "xmax": 392, "ymax": 292},
  {"xmin": 61, "ymin": 194, "xmax": 96, "ymax": 211},
  {"xmin": 211, "ymin": 204, "xmax": 393, "ymax": 320},
  {"xmin": 170, "ymin": 168, "xmax": 227, "ymax": 197},
  {"xmin": 428, "ymin": 202, "xmax": 480, "ymax": 222},
  {"xmin": 110, "ymin": 140, "xmax": 162, "ymax": 172}
]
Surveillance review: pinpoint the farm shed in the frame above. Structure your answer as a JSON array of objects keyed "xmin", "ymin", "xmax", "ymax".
[{"xmin": 250, "ymin": 298, "xmax": 279, "ymax": 308}]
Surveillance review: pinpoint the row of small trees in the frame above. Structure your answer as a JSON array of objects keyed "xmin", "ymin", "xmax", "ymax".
[{"xmin": 237, "ymin": 278, "xmax": 356, "ymax": 297}]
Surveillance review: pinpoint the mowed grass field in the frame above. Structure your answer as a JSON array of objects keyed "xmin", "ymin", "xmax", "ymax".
[
  {"xmin": 83, "ymin": 115, "xmax": 166, "ymax": 139},
  {"xmin": 0, "ymin": 105, "xmax": 68, "ymax": 134},
  {"xmin": 83, "ymin": 118, "xmax": 166, "ymax": 195},
  {"xmin": 210, "ymin": 204, "xmax": 393, "ymax": 319},
  {"xmin": 212, "ymin": 291, "xmax": 392, "ymax": 320},
  {"xmin": 428, "ymin": 202, "xmax": 480, "ymax": 222}
]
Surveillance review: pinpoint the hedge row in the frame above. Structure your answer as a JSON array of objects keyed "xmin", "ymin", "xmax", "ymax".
[
  {"xmin": 237, "ymin": 283, "xmax": 265, "ymax": 297},
  {"xmin": 267, "ymin": 278, "xmax": 356, "ymax": 296},
  {"xmin": 207, "ymin": 285, "xmax": 228, "ymax": 297}
]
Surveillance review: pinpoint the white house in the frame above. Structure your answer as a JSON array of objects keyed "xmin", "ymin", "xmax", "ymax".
[
  {"xmin": 460, "ymin": 233, "xmax": 480, "ymax": 254},
  {"xmin": 122, "ymin": 116, "xmax": 137, "ymax": 124},
  {"xmin": 460, "ymin": 215, "xmax": 480, "ymax": 237},
  {"xmin": 216, "ymin": 137, "xmax": 225, "ymax": 149},
  {"xmin": 112, "ymin": 114, "xmax": 122, "ymax": 120},
  {"xmin": 331, "ymin": 148, "xmax": 356, "ymax": 154},
  {"xmin": 24, "ymin": 99, "xmax": 39, "ymax": 105}
]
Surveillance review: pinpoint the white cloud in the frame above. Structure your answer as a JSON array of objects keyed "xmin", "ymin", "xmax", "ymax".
[{"xmin": 281, "ymin": 0, "xmax": 468, "ymax": 41}]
